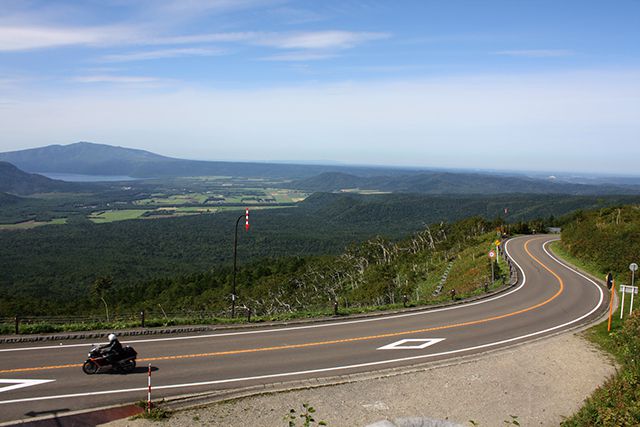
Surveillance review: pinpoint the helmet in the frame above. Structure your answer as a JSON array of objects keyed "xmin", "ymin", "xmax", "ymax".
[{"xmin": 108, "ymin": 333, "xmax": 117, "ymax": 342}]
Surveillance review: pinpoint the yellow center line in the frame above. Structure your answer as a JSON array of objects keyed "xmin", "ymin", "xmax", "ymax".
[{"xmin": 0, "ymin": 238, "xmax": 564, "ymax": 374}]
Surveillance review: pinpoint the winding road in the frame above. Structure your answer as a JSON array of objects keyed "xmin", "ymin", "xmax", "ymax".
[{"xmin": 0, "ymin": 235, "xmax": 608, "ymax": 424}]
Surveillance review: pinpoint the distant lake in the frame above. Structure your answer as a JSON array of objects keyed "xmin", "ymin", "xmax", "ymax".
[{"xmin": 40, "ymin": 173, "xmax": 142, "ymax": 182}]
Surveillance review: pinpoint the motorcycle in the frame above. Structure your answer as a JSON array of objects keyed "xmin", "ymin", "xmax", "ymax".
[{"xmin": 82, "ymin": 344, "xmax": 137, "ymax": 374}]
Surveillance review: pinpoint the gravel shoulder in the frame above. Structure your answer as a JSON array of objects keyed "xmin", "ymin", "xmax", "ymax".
[{"xmin": 102, "ymin": 330, "xmax": 616, "ymax": 427}]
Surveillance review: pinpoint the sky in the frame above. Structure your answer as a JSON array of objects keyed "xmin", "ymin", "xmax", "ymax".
[{"xmin": 1, "ymin": 0, "xmax": 639, "ymax": 174}]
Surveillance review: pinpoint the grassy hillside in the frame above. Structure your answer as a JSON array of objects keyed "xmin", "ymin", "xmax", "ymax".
[
  {"xmin": 554, "ymin": 204, "xmax": 640, "ymax": 426},
  {"xmin": 560, "ymin": 205, "xmax": 640, "ymax": 282}
]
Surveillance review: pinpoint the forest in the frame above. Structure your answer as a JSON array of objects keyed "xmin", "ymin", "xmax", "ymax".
[
  {"xmin": 0, "ymin": 215, "xmax": 508, "ymax": 322},
  {"xmin": 2, "ymin": 191, "xmax": 639, "ymax": 320}
]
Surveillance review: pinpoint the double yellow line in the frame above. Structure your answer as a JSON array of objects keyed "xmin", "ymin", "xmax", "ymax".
[{"xmin": 0, "ymin": 238, "xmax": 563, "ymax": 374}]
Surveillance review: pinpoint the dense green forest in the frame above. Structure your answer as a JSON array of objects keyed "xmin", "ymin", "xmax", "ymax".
[
  {"xmin": 0, "ymin": 215, "xmax": 505, "ymax": 320},
  {"xmin": 286, "ymin": 171, "xmax": 640, "ymax": 195},
  {"xmin": 2, "ymin": 193, "xmax": 639, "ymax": 318},
  {"xmin": 560, "ymin": 205, "xmax": 640, "ymax": 282}
]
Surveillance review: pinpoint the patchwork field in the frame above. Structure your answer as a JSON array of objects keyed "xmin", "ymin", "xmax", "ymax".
[{"xmin": 0, "ymin": 218, "xmax": 67, "ymax": 230}]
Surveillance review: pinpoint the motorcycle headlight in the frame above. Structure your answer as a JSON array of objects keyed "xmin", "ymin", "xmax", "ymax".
[{"xmin": 88, "ymin": 353, "xmax": 91, "ymax": 357}]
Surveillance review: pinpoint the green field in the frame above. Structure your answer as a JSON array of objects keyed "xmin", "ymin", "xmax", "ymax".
[
  {"xmin": 0, "ymin": 218, "xmax": 67, "ymax": 230},
  {"xmin": 133, "ymin": 188, "xmax": 306, "ymax": 206},
  {"xmin": 88, "ymin": 210, "xmax": 148, "ymax": 223},
  {"xmin": 133, "ymin": 193, "xmax": 210, "ymax": 206},
  {"xmin": 88, "ymin": 205, "xmax": 291, "ymax": 223}
]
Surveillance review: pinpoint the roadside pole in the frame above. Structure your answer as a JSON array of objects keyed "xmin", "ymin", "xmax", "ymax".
[
  {"xmin": 489, "ymin": 250, "xmax": 496, "ymax": 284},
  {"xmin": 147, "ymin": 363, "xmax": 152, "ymax": 412},
  {"xmin": 620, "ymin": 285, "xmax": 626, "ymax": 320},
  {"xmin": 231, "ymin": 209, "xmax": 250, "ymax": 318},
  {"xmin": 630, "ymin": 263, "xmax": 638, "ymax": 315},
  {"xmin": 607, "ymin": 274, "xmax": 615, "ymax": 332}
]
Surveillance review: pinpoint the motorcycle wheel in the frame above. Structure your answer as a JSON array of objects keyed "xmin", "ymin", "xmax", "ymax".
[
  {"xmin": 120, "ymin": 359, "xmax": 136, "ymax": 373},
  {"xmin": 82, "ymin": 360, "xmax": 99, "ymax": 375}
]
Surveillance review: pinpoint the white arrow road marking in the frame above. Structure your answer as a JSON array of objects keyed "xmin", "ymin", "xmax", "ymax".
[
  {"xmin": 377, "ymin": 338, "xmax": 445, "ymax": 350},
  {"xmin": 0, "ymin": 379, "xmax": 55, "ymax": 393}
]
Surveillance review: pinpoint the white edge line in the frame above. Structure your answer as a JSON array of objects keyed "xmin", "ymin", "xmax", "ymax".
[
  {"xmin": 0, "ymin": 237, "xmax": 529, "ymax": 354},
  {"xmin": 0, "ymin": 237, "xmax": 606, "ymax": 406}
]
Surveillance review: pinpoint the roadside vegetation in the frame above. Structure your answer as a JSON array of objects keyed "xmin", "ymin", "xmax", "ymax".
[
  {"xmin": 550, "ymin": 205, "xmax": 640, "ymax": 426},
  {"xmin": 1, "ymin": 216, "xmax": 514, "ymax": 333}
]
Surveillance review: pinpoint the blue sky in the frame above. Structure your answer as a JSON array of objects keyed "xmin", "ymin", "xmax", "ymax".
[{"xmin": 1, "ymin": 0, "xmax": 639, "ymax": 174}]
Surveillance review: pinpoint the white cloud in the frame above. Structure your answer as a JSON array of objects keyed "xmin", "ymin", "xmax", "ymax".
[
  {"xmin": 100, "ymin": 47, "xmax": 224, "ymax": 62},
  {"xmin": 255, "ymin": 30, "xmax": 389, "ymax": 50},
  {"xmin": 147, "ymin": 32, "xmax": 255, "ymax": 45},
  {"xmin": 0, "ymin": 25, "xmax": 139, "ymax": 51},
  {"xmin": 493, "ymin": 49, "xmax": 573, "ymax": 58},
  {"xmin": 260, "ymin": 51, "xmax": 336, "ymax": 62}
]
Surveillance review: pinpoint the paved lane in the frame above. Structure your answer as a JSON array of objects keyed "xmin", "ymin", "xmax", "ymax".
[{"xmin": 0, "ymin": 236, "xmax": 607, "ymax": 423}]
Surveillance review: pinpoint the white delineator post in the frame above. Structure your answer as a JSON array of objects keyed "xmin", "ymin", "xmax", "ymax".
[
  {"xmin": 147, "ymin": 363, "xmax": 152, "ymax": 412},
  {"xmin": 630, "ymin": 263, "xmax": 638, "ymax": 315},
  {"xmin": 620, "ymin": 285, "xmax": 626, "ymax": 319}
]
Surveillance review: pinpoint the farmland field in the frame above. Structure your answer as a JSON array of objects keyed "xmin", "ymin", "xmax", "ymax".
[
  {"xmin": 88, "ymin": 209, "xmax": 148, "ymax": 223},
  {"xmin": 0, "ymin": 218, "xmax": 67, "ymax": 230}
]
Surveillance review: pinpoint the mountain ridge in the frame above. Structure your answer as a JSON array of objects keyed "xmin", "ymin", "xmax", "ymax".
[
  {"xmin": 0, "ymin": 161, "xmax": 81, "ymax": 195},
  {"xmin": 0, "ymin": 142, "xmax": 409, "ymax": 179},
  {"xmin": 288, "ymin": 171, "xmax": 640, "ymax": 196}
]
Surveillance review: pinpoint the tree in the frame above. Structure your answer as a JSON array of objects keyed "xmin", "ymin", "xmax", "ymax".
[{"xmin": 92, "ymin": 276, "xmax": 113, "ymax": 322}]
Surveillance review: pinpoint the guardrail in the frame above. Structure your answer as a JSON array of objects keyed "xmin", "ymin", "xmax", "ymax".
[{"xmin": 1, "ymin": 309, "xmax": 232, "ymax": 334}]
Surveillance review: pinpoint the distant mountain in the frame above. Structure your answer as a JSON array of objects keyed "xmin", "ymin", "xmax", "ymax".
[
  {"xmin": 0, "ymin": 142, "xmax": 401, "ymax": 179},
  {"xmin": 288, "ymin": 172, "xmax": 640, "ymax": 196},
  {"xmin": 0, "ymin": 142, "xmax": 171, "ymax": 176},
  {"xmin": 0, "ymin": 161, "xmax": 78, "ymax": 195},
  {"xmin": 299, "ymin": 192, "xmax": 640, "ymax": 224},
  {"xmin": 3, "ymin": 142, "xmax": 639, "ymax": 195}
]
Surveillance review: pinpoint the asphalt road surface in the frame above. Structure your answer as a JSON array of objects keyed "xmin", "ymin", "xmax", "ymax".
[{"xmin": 0, "ymin": 235, "xmax": 608, "ymax": 424}]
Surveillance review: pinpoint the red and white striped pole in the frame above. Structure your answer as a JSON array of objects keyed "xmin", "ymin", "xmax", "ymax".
[
  {"xmin": 245, "ymin": 208, "xmax": 249, "ymax": 231},
  {"xmin": 147, "ymin": 363, "xmax": 152, "ymax": 412}
]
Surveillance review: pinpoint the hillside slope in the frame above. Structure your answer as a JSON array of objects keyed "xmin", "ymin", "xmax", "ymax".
[
  {"xmin": 0, "ymin": 161, "xmax": 77, "ymax": 195},
  {"xmin": 560, "ymin": 205, "xmax": 640, "ymax": 277}
]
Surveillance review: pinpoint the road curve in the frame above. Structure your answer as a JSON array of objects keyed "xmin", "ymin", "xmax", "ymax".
[{"xmin": 0, "ymin": 235, "xmax": 608, "ymax": 424}]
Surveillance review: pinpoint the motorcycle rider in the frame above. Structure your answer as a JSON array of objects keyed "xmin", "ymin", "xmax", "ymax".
[{"xmin": 100, "ymin": 333, "xmax": 124, "ymax": 363}]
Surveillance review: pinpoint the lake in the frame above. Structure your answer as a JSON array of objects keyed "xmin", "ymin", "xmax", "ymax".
[{"xmin": 40, "ymin": 173, "xmax": 142, "ymax": 182}]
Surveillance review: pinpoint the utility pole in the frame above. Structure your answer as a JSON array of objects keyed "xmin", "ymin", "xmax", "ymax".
[{"xmin": 231, "ymin": 209, "xmax": 249, "ymax": 318}]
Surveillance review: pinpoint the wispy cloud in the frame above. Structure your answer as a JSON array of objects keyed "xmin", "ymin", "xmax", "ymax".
[
  {"xmin": 260, "ymin": 51, "xmax": 337, "ymax": 62},
  {"xmin": 493, "ymin": 49, "xmax": 574, "ymax": 58},
  {"xmin": 255, "ymin": 30, "xmax": 389, "ymax": 50},
  {"xmin": 100, "ymin": 47, "xmax": 224, "ymax": 62},
  {"xmin": 0, "ymin": 25, "xmax": 387, "ymax": 61},
  {"xmin": 0, "ymin": 25, "xmax": 139, "ymax": 51},
  {"xmin": 147, "ymin": 32, "xmax": 255, "ymax": 45}
]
